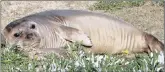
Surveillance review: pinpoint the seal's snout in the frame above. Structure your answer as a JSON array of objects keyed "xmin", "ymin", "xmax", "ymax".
[{"xmin": 26, "ymin": 33, "xmax": 34, "ymax": 39}]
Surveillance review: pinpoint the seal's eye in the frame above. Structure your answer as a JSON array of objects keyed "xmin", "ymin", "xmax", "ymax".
[
  {"xmin": 30, "ymin": 24, "xmax": 35, "ymax": 29},
  {"xmin": 14, "ymin": 33, "xmax": 20, "ymax": 37}
]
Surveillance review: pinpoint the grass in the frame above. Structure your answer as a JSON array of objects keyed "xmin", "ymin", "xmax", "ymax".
[
  {"xmin": 89, "ymin": 0, "xmax": 164, "ymax": 12},
  {"xmin": 1, "ymin": 42, "xmax": 164, "ymax": 72}
]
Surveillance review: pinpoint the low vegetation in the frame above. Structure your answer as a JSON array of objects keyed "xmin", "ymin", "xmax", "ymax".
[
  {"xmin": 89, "ymin": 0, "xmax": 163, "ymax": 11},
  {"xmin": 1, "ymin": 42, "xmax": 164, "ymax": 72}
]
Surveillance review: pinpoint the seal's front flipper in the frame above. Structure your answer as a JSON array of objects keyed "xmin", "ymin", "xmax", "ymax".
[{"xmin": 58, "ymin": 25, "xmax": 93, "ymax": 47}]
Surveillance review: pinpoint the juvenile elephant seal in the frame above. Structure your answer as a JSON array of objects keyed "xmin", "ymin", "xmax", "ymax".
[{"xmin": 3, "ymin": 10, "xmax": 164, "ymax": 59}]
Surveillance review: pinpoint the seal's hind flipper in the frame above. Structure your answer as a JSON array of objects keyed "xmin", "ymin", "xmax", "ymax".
[
  {"xmin": 58, "ymin": 25, "xmax": 93, "ymax": 47},
  {"xmin": 144, "ymin": 32, "xmax": 164, "ymax": 53}
]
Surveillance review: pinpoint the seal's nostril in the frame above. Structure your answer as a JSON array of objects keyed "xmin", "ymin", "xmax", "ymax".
[
  {"xmin": 31, "ymin": 24, "xmax": 35, "ymax": 29},
  {"xmin": 26, "ymin": 33, "xmax": 33, "ymax": 39}
]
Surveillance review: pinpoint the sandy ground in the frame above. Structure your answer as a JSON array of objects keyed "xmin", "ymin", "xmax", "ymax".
[{"xmin": 1, "ymin": 1, "xmax": 164, "ymax": 43}]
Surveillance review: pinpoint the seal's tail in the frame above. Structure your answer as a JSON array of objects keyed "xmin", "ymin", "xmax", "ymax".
[{"xmin": 144, "ymin": 32, "xmax": 164, "ymax": 53}]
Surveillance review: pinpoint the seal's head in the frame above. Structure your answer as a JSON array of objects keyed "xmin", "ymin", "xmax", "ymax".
[{"xmin": 3, "ymin": 19, "xmax": 41, "ymax": 48}]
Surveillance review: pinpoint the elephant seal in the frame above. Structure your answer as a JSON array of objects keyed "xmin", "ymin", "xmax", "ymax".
[{"xmin": 3, "ymin": 10, "xmax": 164, "ymax": 59}]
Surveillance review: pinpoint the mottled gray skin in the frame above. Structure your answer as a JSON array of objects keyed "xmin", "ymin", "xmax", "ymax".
[{"xmin": 3, "ymin": 10, "xmax": 164, "ymax": 59}]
